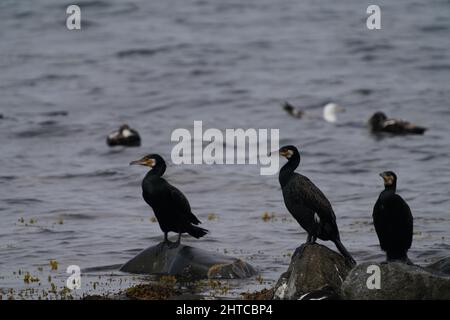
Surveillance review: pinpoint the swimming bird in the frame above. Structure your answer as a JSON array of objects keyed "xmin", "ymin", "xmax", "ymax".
[
  {"xmin": 130, "ymin": 154, "xmax": 208, "ymax": 247},
  {"xmin": 373, "ymin": 171, "xmax": 413, "ymax": 263},
  {"xmin": 282, "ymin": 102, "xmax": 304, "ymax": 118},
  {"xmin": 368, "ymin": 112, "xmax": 427, "ymax": 135},
  {"xmin": 107, "ymin": 124, "xmax": 141, "ymax": 147},
  {"xmin": 282, "ymin": 101, "xmax": 345, "ymax": 123},
  {"xmin": 322, "ymin": 103, "xmax": 345, "ymax": 123},
  {"xmin": 277, "ymin": 145, "xmax": 355, "ymax": 265}
]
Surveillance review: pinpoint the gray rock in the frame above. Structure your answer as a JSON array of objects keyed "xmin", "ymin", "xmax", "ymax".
[
  {"xmin": 425, "ymin": 257, "xmax": 450, "ymax": 276},
  {"xmin": 341, "ymin": 262, "xmax": 450, "ymax": 300},
  {"xmin": 120, "ymin": 242, "xmax": 256, "ymax": 280},
  {"xmin": 273, "ymin": 244, "xmax": 353, "ymax": 300}
]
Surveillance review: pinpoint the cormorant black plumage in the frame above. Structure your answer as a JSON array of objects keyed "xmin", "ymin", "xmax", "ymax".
[
  {"xmin": 369, "ymin": 112, "xmax": 427, "ymax": 135},
  {"xmin": 130, "ymin": 154, "xmax": 208, "ymax": 246},
  {"xmin": 373, "ymin": 171, "xmax": 413, "ymax": 262},
  {"xmin": 277, "ymin": 145, "xmax": 355, "ymax": 265}
]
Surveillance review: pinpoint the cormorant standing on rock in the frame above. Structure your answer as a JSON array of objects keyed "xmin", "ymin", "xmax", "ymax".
[
  {"xmin": 373, "ymin": 171, "xmax": 413, "ymax": 263},
  {"xmin": 130, "ymin": 154, "xmax": 208, "ymax": 247},
  {"xmin": 277, "ymin": 145, "xmax": 356, "ymax": 265},
  {"xmin": 107, "ymin": 124, "xmax": 141, "ymax": 147},
  {"xmin": 368, "ymin": 112, "xmax": 427, "ymax": 135}
]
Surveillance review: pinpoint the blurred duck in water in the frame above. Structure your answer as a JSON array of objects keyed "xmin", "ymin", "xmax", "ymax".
[
  {"xmin": 107, "ymin": 124, "xmax": 141, "ymax": 147},
  {"xmin": 282, "ymin": 101, "xmax": 345, "ymax": 123},
  {"xmin": 368, "ymin": 112, "xmax": 427, "ymax": 135}
]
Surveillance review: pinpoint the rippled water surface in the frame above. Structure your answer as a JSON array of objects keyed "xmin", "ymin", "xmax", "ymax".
[{"xmin": 1, "ymin": 0, "xmax": 449, "ymax": 298}]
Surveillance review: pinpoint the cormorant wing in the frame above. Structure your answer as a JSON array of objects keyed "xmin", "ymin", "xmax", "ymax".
[
  {"xmin": 373, "ymin": 193, "xmax": 413, "ymax": 251},
  {"xmin": 389, "ymin": 194, "xmax": 413, "ymax": 249},
  {"xmin": 294, "ymin": 174, "xmax": 337, "ymax": 222},
  {"xmin": 168, "ymin": 185, "xmax": 201, "ymax": 225}
]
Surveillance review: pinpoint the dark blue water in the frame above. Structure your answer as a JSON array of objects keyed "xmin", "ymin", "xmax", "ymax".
[{"xmin": 0, "ymin": 0, "xmax": 449, "ymax": 299}]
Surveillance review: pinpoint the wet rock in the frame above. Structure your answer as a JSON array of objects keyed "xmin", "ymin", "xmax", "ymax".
[
  {"xmin": 120, "ymin": 242, "xmax": 256, "ymax": 280},
  {"xmin": 125, "ymin": 283, "xmax": 181, "ymax": 300},
  {"xmin": 241, "ymin": 288, "xmax": 274, "ymax": 300},
  {"xmin": 425, "ymin": 257, "xmax": 450, "ymax": 276},
  {"xmin": 341, "ymin": 262, "xmax": 450, "ymax": 300},
  {"xmin": 273, "ymin": 244, "xmax": 352, "ymax": 300}
]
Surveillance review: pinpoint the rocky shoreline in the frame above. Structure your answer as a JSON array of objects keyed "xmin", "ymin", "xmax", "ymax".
[{"xmin": 86, "ymin": 242, "xmax": 449, "ymax": 300}]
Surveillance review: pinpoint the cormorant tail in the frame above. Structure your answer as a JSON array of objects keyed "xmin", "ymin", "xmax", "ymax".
[
  {"xmin": 187, "ymin": 225, "xmax": 208, "ymax": 239},
  {"xmin": 189, "ymin": 212, "xmax": 201, "ymax": 225},
  {"xmin": 333, "ymin": 239, "xmax": 356, "ymax": 266}
]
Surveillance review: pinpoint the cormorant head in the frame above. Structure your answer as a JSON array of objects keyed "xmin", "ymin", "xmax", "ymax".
[
  {"xmin": 380, "ymin": 171, "xmax": 397, "ymax": 187},
  {"xmin": 130, "ymin": 154, "xmax": 165, "ymax": 168},
  {"xmin": 323, "ymin": 103, "xmax": 345, "ymax": 123},
  {"xmin": 278, "ymin": 145, "xmax": 299, "ymax": 160}
]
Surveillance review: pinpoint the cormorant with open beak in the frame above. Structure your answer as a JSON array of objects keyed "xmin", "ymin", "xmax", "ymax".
[
  {"xmin": 130, "ymin": 154, "xmax": 208, "ymax": 247},
  {"xmin": 373, "ymin": 171, "xmax": 413, "ymax": 263},
  {"xmin": 276, "ymin": 145, "xmax": 356, "ymax": 265}
]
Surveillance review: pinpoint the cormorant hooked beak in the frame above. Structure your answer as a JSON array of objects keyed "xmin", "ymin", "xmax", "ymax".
[
  {"xmin": 379, "ymin": 172, "xmax": 394, "ymax": 186},
  {"xmin": 130, "ymin": 157, "xmax": 155, "ymax": 167},
  {"xmin": 278, "ymin": 149, "xmax": 294, "ymax": 158},
  {"xmin": 268, "ymin": 149, "xmax": 291, "ymax": 158}
]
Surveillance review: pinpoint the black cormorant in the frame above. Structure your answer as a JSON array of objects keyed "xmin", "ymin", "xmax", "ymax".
[
  {"xmin": 368, "ymin": 112, "xmax": 427, "ymax": 135},
  {"xmin": 373, "ymin": 171, "xmax": 413, "ymax": 263},
  {"xmin": 130, "ymin": 154, "xmax": 208, "ymax": 247},
  {"xmin": 277, "ymin": 145, "xmax": 355, "ymax": 265},
  {"xmin": 107, "ymin": 124, "xmax": 141, "ymax": 147}
]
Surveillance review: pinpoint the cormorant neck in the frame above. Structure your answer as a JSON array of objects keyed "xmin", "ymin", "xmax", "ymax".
[
  {"xmin": 383, "ymin": 183, "xmax": 396, "ymax": 193},
  {"xmin": 148, "ymin": 163, "xmax": 166, "ymax": 177},
  {"xmin": 279, "ymin": 152, "xmax": 300, "ymax": 185}
]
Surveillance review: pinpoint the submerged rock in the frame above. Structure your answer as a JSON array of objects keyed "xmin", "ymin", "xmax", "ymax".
[
  {"xmin": 120, "ymin": 242, "xmax": 256, "ymax": 280},
  {"xmin": 341, "ymin": 261, "xmax": 450, "ymax": 300},
  {"xmin": 273, "ymin": 244, "xmax": 352, "ymax": 300},
  {"xmin": 425, "ymin": 257, "xmax": 450, "ymax": 276}
]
